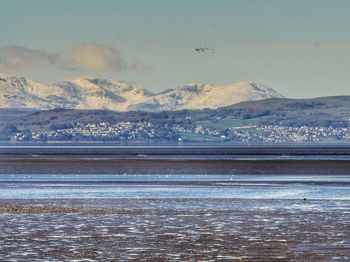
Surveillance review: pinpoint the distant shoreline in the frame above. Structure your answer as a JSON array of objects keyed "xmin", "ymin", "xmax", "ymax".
[{"xmin": 2, "ymin": 144, "xmax": 350, "ymax": 155}]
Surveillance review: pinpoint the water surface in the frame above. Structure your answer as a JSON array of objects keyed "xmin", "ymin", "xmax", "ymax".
[{"xmin": 1, "ymin": 174, "xmax": 349, "ymax": 200}]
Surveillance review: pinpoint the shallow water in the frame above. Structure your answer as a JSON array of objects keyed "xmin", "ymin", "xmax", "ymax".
[
  {"xmin": 0, "ymin": 174, "xmax": 349, "ymax": 200},
  {"xmin": 2, "ymin": 174, "xmax": 350, "ymax": 182}
]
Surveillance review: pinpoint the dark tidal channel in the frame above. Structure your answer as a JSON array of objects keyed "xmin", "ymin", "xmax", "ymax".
[
  {"xmin": 2, "ymin": 157, "xmax": 350, "ymax": 174},
  {"xmin": 2, "ymin": 145, "xmax": 350, "ymax": 174}
]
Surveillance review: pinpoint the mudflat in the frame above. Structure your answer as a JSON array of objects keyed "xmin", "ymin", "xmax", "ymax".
[
  {"xmin": 3, "ymin": 158, "xmax": 350, "ymax": 174},
  {"xmin": 0, "ymin": 199, "xmax": 349, "ymax": 261}
]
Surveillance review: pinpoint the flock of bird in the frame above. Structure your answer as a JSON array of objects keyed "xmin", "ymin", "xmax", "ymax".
[{"xmin": 195, "ymin": 45, "xmax": 215, "ymax": 54}]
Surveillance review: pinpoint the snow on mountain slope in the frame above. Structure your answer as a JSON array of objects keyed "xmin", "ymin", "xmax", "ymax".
[
  {"xmin": 0, "ymin": 74, "xmax": 283, "ymax": 111},
  {"xmin": 54, "ymin": 78, "xmax": 153, "ymax": 111},
  {"xmin": 0, "ymin": 74, "xmax": 152, "ymax": 111},
  {"xmin": 130, "ymin": 81, "xmax": 284, "ymax": 111},
  {"xmin": 0, "ymin": 74, "xmax": 73, "ymax": 109}
]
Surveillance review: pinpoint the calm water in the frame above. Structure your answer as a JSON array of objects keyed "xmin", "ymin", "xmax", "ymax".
[{"xmin": 0, "ymin": 174, "xmax": 349, "ymax": 199}]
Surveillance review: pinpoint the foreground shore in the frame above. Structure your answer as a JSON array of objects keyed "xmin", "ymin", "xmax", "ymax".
[{"xmin": 0, "ymin": 199, "xmax": 349, "ymax": 261}]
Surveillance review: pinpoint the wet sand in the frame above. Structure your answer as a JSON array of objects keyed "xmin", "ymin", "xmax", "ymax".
[
  {"xmin": 3, "ymin": 158, "xmax": 350, "ymax": 174},
  {"xmin": 2, "ymin": 145, "xmax": 350, "ymax": 174},
  {"xmin": 0, "ymin": 199, "xmax": 349, "ymax": 261}
]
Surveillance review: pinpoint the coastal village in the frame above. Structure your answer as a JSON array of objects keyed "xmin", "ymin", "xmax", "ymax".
[{"xmin": 11, "ymin": 120, "xmax": 350, "ymax": 143}]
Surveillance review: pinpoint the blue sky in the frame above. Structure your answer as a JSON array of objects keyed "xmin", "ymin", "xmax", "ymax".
[{"xmin": 1, "ymin": 0, "xmax": 350, "ymax": 97}]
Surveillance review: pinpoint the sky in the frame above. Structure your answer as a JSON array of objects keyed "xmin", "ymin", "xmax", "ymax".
[{"xmin": 1, "ymin": 0, "xmax": 350, "ymax": 98}]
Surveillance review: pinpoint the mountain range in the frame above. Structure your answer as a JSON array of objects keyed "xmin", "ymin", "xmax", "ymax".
[{"xmin": 0, "ymin": 74, "xmax": 283, "ymax": 111}]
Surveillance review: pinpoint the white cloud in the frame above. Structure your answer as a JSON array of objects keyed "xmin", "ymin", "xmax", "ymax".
[
  {"xmin": 0, "ymin": 45, "xmax": 59, "ymax": 71},
  {"xmin": 0, "ymin": 43, "xmax": 154, "ymax": 76},
  {"xmin": 68, "ymin": 43, "xmax": 127, "ymax": 73}
]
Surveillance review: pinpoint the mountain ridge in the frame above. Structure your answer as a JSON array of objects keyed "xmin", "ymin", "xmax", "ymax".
[{"xmin": 0, "ymin": 74, "xmax": 283, "ymax": 111}]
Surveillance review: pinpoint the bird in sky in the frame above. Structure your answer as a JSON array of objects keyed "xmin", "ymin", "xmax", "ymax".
[{"xmin": 195, "ymin": 45, "xmax": 215, "ymax": 54}]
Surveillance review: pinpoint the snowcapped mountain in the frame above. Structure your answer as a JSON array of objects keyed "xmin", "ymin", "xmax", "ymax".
[
  {"xmin": 130, "ymin": 81, "xmax": 283, "ymax": 111},
  {"xmin": 0, "ymin": 74, "xmax": 152, "ymax": 111},
  {"xmin": 0, "ymin": 74, "xmax": 283, "ymax": 111}
]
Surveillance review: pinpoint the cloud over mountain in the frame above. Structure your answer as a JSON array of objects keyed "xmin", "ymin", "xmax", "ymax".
[
  {"xmin": 0, "ymin": 45, "xmax": 60, "ymax": 71},
  {"xmin": 0, "ymin": 44, "xmax": 153, "ymax": 76},
  {"xmin": 68, "ymin": 43, "xmax": 128, "ymax": 73}
]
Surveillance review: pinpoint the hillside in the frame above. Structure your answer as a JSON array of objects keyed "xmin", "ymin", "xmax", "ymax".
[
  {"xmin": 1, "ymin": 96, "xmax": 350, "ymax": 143},
  {"xmin": 218, "ymin": 96, "xmax": 350, "ymax": 127},
  {"xmin": 2, "ymin": 96, "xmax": 350, "ymax": 129}
]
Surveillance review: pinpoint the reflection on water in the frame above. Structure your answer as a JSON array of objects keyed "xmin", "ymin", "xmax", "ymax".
[{"xmin": 0, "ymin": 174, "xmax": 349, "ymax": 200}]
